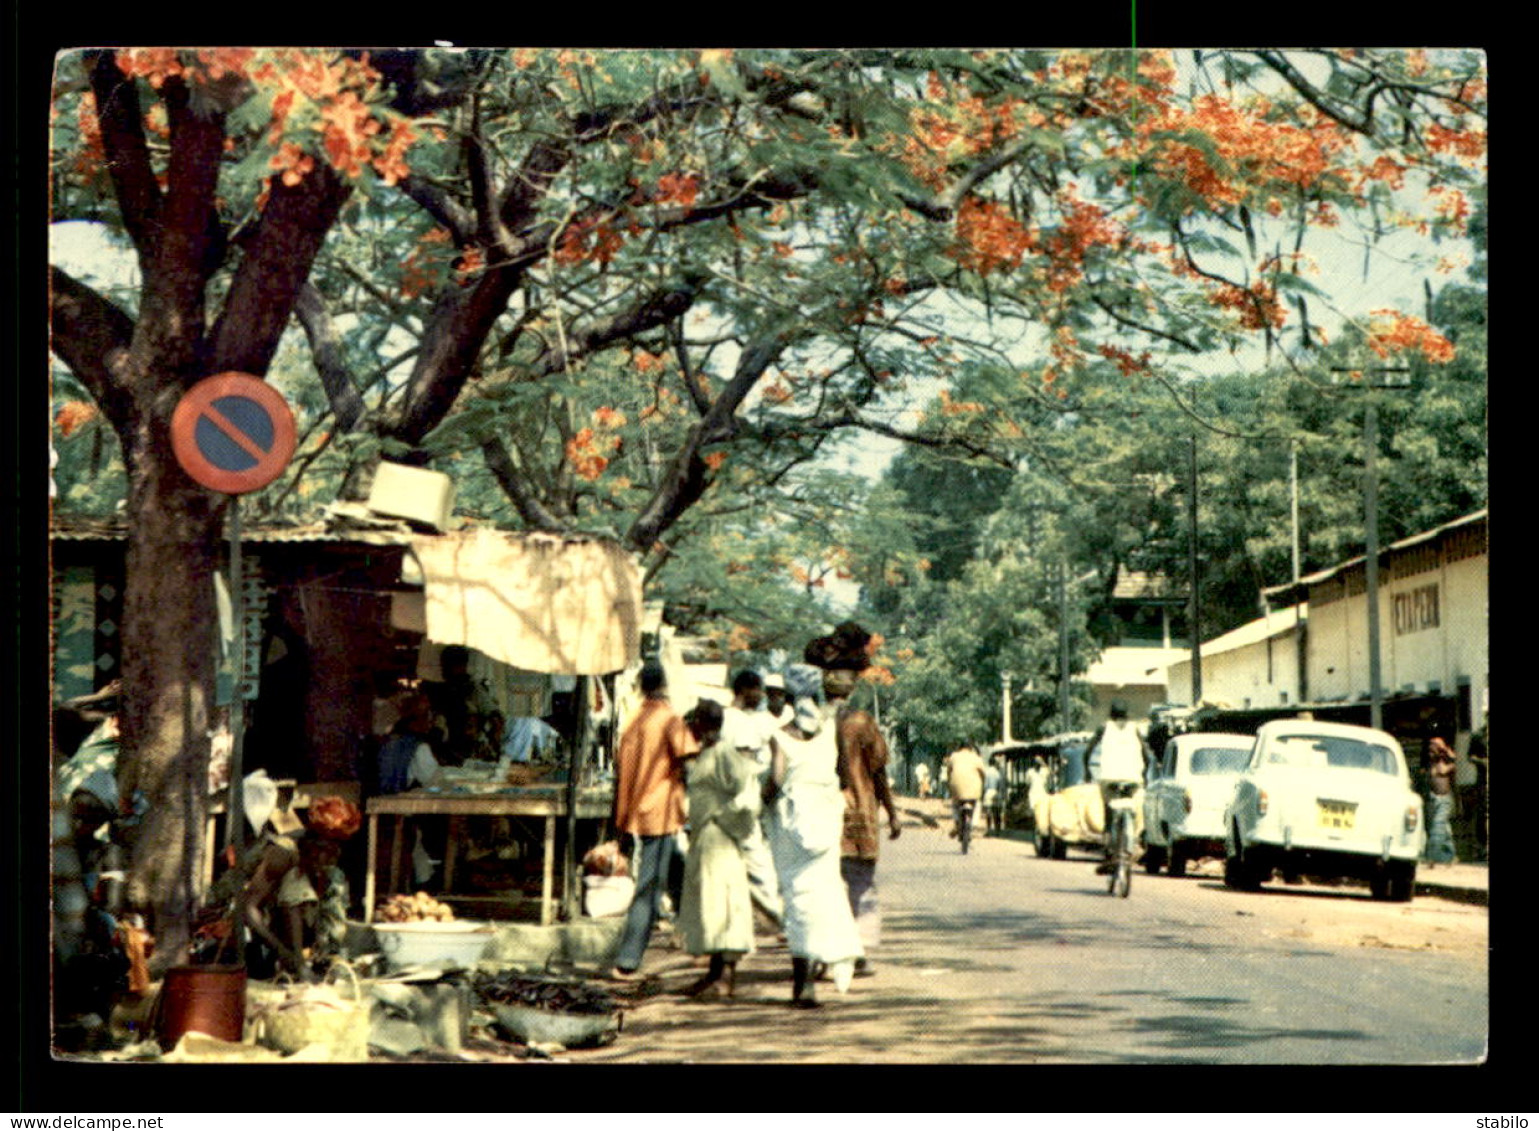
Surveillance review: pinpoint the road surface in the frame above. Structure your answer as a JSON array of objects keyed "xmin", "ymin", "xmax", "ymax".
[{"xmin": 578, "ymin": 804, "xmax": 1489, "ymax": 1065}]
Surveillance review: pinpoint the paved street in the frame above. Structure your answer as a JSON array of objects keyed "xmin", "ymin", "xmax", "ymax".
[{"xmin": 576, "ymin": 801, "xmax": 1488, "ymax": 1065}]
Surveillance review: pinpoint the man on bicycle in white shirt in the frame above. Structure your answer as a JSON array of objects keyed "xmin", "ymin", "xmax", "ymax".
[
  {"xmin": 945, "ymin": 741, "xmax": 987, "ymax": 840},
  {"xmin": 1085, "ymin": 702, "xmax": 1150, "ymax": 875}
]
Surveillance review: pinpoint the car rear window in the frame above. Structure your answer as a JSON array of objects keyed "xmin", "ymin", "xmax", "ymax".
[
  {"xmin": 1266, "ymin": 733, "xmax": 1399, "ymax": 773},
  {"xmin": 1189, "ymin": 746, "xmax": 1251, "ymax": 774}
]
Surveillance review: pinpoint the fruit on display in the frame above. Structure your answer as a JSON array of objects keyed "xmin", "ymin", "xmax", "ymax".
[{"xmin": 374, "ymin": 891, "xmax": 455, "ymax": 922}]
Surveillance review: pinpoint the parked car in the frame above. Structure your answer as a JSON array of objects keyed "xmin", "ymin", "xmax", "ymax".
[
  {"xmin": 1142, "ymin": 732, "xmax": 1255, "ymax": 876},
  {"xmin": 1222, "ymin": 719, "xmax": 1425, "ymax": 901}
]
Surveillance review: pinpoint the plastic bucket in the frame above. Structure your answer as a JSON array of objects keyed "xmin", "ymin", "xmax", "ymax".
[{"xmin": 156, "ymin": 964, "xmax": 247, "ymax": 1049}]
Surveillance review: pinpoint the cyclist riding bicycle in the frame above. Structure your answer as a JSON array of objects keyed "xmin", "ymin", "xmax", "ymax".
[
  {"xmin": 945, "ymin": 741, "xmax": 987, "ymax": 841},
  {"xmin": 1085, "ymin": 702, "xmax": 1150, "ymax": 875}
]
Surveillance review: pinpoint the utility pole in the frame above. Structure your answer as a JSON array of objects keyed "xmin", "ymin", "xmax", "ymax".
[
  {"xmin": 1058, "ymin": 559, "xmax": 1072, "ymax": 733},
  {"xmin": 1187, "ymin": 436, "xmax": 1203, "ymax": 706},
  {"xmin": 1000, "ymin": 672, "xmax": 1013, "ymax": 743},
  {"xmin": 1290, "ymin": 438, "xmax": 1308, "ymax": 703},
  {"xmin": 1331, "ymin": 365, "xmax": 1411, "ymax": 731}
]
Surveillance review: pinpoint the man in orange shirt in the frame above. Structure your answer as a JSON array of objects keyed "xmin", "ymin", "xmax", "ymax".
[{"xmin": 611, "ymin": 661, "xmax": 697, "ymax": 979}]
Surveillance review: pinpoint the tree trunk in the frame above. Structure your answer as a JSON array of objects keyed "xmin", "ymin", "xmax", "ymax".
[{"xmin": 116, "ymin": 442, "xmax": 225, "ymax": 973}]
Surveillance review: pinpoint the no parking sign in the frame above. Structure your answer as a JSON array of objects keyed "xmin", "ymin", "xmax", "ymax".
[{"xmin": 171, "ymin": 372, "xmax": 297, "ymax": 494}]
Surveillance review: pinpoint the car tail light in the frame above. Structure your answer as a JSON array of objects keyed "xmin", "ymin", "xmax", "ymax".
[
  {"xmin": 1181, "ymin": 789, "xmax": 1192, "ymax": 815},
  {"xmin": 1256, "ymin": 790, "xmax": 1268, "ymax": 817},
  {"xmin": 1405, "ymin": 805, "xmax": 1419, "ymax": 833}
]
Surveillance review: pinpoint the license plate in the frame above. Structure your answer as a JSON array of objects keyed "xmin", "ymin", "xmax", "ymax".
[{"xmin": 1317, "ymin": 800, "xmax": 1356, "ymax": 830}]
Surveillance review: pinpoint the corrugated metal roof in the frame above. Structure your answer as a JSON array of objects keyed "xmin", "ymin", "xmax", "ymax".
[
  {"xmin": 1262, "ymin": 509, "xmax": 1487, "ymax": 599},
  {"xmin": 48, "ymin": 512, "xmax": 626, "ymax": 551},
  {"xmin": 49, "ymin": 513, "xmax": 418, "ymax": 547},
  {"xmin": 1169, "ymin": 604, "xmax": 1302, "ymax": 663}
]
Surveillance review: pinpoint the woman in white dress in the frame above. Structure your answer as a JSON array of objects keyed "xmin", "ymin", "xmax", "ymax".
[{"xmin": 764, "ymin": 696, "xmax": 863, "ymax": 1007}]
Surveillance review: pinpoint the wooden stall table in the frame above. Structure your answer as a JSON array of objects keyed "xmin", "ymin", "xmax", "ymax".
[{"xmin": 364, "ymin": 784, "xmax": 611, "ymax": 926}]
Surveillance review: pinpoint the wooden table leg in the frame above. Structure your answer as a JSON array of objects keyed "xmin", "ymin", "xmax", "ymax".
[
  {"xmin": 389, "ymin": 815, "xmax": 405, "ymax": 896},
  {"xmin": 365, "ymin": 814, "xmax": 378, "ymax": 923},
  {"xmin": 541, "ymin": 815, "xmax": 556, "ymax": 926},
  {"xmin": 444, "ymin": 816, "xmax": 461, "ymax": 893}
]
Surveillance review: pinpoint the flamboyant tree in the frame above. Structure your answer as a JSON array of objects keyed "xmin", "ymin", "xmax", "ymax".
[{"xmin": 49, "ymin": 46, "xmax": 1485, "ymax": 958}]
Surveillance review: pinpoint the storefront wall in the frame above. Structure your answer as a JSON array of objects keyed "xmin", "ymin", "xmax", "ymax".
[
  {"xmin": 1168, "ymin": 628, "xmax": 1301, "ymax": 711},
  {"xmin": 1305, "ymin": 529, "xmax": 1487, "ymax": 732}
]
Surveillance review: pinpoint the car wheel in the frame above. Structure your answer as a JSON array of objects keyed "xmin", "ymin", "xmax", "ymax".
[
  {"xmin": 1168, "ymin": 842, "xmax": 1188, "ymax": 878},
  {"xmin": 1143, "ymin": 840, "xmax": 1166, "ymax": 875},
  {"xmin": 1224, "ymin": 828, "xmax": 1263, "ymax": 891},
  {"xmin": 1053, "ymin": 837, "xmax": 1068, "ymax": 860},
  {"xmin": 1035, "ymin": 832, "xmax": 1053, "ymax": 858},
  {"xmin": 1372, "ymin": 861, "xmax": 1416, "ymax": 902}
]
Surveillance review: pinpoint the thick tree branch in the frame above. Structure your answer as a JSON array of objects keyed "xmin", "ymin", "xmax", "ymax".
[
  {"xmin": 526, "ymin": 280, "xmax": 701, "ymax": 380},
  {"xmin": 625, "ymin": 331, "xmax": 792, "ymax": 553},
  {"xmin": 87, "ymin": 51, "xmax": 162, "ymax": 264},
  {"xmin": 208, "ymin": 163, "xmax": 351, "ymax": 376},
  {"xmin": 293, "ymin": 283, "xmax": 367, "ymax": 431},
  {"xmin": 480, "ymin": 436, "xmax": 570, "ymax": 531},
  {"xmin": 50, "ymin": 266, "xmax": 140, "ymax": 437}
]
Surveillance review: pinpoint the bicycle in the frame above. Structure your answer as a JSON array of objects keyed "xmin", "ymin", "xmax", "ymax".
[
  {"xmin": 1103, "ymin": 782, "xmax": 1139, "ymax": 898},
  {"xmin": 955, "ymin": 800, "xmax": 976, "ymax": 854}
]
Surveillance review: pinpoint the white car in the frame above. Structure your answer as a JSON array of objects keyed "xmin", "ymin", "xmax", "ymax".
[
  {"xmin": 1222, "ymin": 719, "xmax": 1425, "ymax": 901},
  {"xmin": 1142, "ymin": 732, "xmax": 1255, "ymax": 876}
]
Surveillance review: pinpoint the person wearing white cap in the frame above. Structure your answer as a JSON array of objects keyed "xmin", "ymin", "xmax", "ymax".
[
  {"xmin": 762, "ymin": 674, "xmax": 863, "ymax": 1007},
  {"xmin": 763, "ymin": 672, "xmax": 790, "ymax": 725}
]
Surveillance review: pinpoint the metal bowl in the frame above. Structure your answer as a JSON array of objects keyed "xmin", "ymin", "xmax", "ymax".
[
  {"xmin": 493, "ymin": 1002, "xmax": 619, "ymax": 1048},
  {"xmin": 371, "ymin": 920, "xmax": 494, "ymax": 970}
]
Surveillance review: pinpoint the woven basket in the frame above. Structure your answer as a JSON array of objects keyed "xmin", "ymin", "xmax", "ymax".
[{"xmin": 253, "ymin": 961, "xmax": 369, "ymax": 1060}]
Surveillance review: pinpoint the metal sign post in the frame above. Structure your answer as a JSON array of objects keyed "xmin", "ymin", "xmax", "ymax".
[{"xmin": 171, "ymin": 372, "xmax": 296, "ymax": 866}]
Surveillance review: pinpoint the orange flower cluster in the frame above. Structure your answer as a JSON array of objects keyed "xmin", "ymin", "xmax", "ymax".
[
  {"xmin": 1425, "ymin": 123, "xmax": 1487, "ymax": 161},
  {"xmin": 1365, "ymin": 310, "xmax": 1455, "ymax": 363},
  {"xmin": 950, "ymin": 197, "xmax": 1034, "ymax": 276},
  {"xmin": 1141, "ymin": 94, "xmax": 1351, "ymax": 209},
  {"xmin": 566, "ymin": 426, "xmax": 621, "ymax": 482},
  {"xmin": 116, "ymin": 48, "xmax": 253, "ymax": 89},
  {"xmin": 270, "ymin": 142, "xmax": 315, "ymax": 187},
  {"xmin": 1097, "ymin": 344, "xmax": 1152, "ymax": 375},
  {"xmin": 1081, "ymin": 52, "xmax": 1179, "ymax": 119},
  {"xmin": 1357, "ymin": 154, "xmax": 1406, "ymax": 191},
  {"xmin": 1429, "ymin": 185, "xmax": 1471, "ymax": 231},
  {"xmin": 938, "ymin": 389, "xmax": 985, "ymax": 416},
  {"xmin": 901, "ymin": 75, "xmax": 1026, "ymax": 188},
  {"xmin": 399, "ymin": 228, "xmax": 452, "ymax": 299},
  {"xmin": 1208, "ymin": 280, "xmax": 1287, "ymax": 331},
  {"xmin": 554, "ymin": 216, "xmax": 625, "ymax": 265},
  {"xmin": 702, "ymin": 451, "xmax": 728, "ymax": 471},
  {"xmin": 72, "ymin": 92, "xmax": 104, "ymax": 176},
  {"xmin": 1042, "ymin": 196, "xmax": 1123, "ymax": 291},
  {"xmin": 654, "ymin": 171, "xmax": 700, "ymax": 210},
  {"xmin": 248, "ymin": 50, "xmax": 416, "ymax": 190},
  {"xmin": 55, "ymin": 401, "xmax": 97, "ymax": 437}
]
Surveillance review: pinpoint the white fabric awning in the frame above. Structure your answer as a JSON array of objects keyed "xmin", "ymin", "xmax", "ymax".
[{"xmin": 409, "ymin": 527, "xmax": 643, "ymax": 676}]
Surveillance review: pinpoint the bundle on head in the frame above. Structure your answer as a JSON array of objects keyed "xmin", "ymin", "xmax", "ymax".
[
  {"xmin": 308, "ymin": 796, "xmax": 362, "ymax": 841},
  {"xmin": 804, "ymin": 621, "xmax": 873, "ymax": 672}
]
